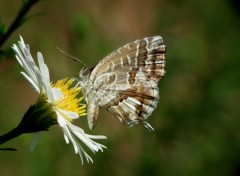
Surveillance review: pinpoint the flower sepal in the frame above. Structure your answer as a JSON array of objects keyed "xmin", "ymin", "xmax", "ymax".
[
  {"xmin": 18, "ymin": 94, "xmax": 57, "ymax": 133},
  {"xmin": 0, "ymin": 94, "xmax": 57, "ymax": 146}
]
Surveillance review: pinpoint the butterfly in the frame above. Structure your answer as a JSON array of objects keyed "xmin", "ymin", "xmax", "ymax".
[{"xmin": 78, "ymin": 36, "xmax": 166, "ymax": 131}]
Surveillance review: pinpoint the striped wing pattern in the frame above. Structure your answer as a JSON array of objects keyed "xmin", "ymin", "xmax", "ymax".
[{"xmin": 79, "ymin": 36, "xmax": 166, "ymax": 131}]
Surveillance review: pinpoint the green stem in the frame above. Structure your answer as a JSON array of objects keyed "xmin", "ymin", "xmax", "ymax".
[
  {"xmin": 0, "ymin": 0, "xmax": 40, "ymax": 49},
  {"xmin": 0, "ymin": 127, "xmax": 23, "ymax": 145}
]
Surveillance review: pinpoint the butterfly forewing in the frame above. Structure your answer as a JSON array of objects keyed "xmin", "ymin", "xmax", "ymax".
[
  {"xmin": 91, "ymin": 36, "xmax": 166, "ymax": 82},
  {"xmin": 80, "ymin": 36, "xmax": 166, "ymax": 130}
]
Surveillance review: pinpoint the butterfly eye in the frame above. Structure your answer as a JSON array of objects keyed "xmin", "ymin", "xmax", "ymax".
[
  {"xmin": 83, "ymin": 68, "xmax": 90, "ymax": 76},
  {"xmin": 80, "ymin": 67, "xmax": 90, "ymax": 77}
]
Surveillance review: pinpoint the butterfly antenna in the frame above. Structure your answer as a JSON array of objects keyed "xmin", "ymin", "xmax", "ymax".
[{"xmin": 56, "ymin": 47, "xmax": 87, "ymax": 67}]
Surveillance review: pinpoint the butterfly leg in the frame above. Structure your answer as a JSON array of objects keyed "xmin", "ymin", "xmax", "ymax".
[
  {"xmin": 87, "ymin": 93, "xmax": 100, "ymax": 130},
  {"xmin": 143, "ymin": 122, "xmax": 155, "ymax": 131},
  {"xmin": 127, "ymin": 120, "xmax": 154, "ymax": 131}
]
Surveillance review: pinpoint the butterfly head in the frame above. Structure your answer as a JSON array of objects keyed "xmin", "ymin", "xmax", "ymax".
[
  {"xmin": 79, "ymin": 66, "xmax": 90, "ymax": 77},
  {"xmin": 78, "ymin": 66, "xmax": 91, "ymax": 97}
]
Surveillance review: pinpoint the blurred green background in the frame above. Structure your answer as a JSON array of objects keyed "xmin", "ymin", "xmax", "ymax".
[{"xmin": 0, "ymin": 0, "xmax": 240, "ymax": 175}]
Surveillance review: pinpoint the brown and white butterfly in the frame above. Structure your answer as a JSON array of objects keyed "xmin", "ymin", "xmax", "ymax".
[{"xmin": 78, "ymin": 36, "xmax": 166, "ymax": 131}]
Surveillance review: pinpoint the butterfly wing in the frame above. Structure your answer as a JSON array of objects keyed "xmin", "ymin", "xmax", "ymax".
[
  {"xmin": 90, "ymin": 35, "xmax": 166, "ymax": 84},
  {"xmin": 87, "ymin": 36, "xmax": 166, "ymax": 130}
]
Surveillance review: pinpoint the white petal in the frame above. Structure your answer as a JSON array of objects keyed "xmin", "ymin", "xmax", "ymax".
[
  {"xmin": 36, "ymin": 52, "xmax": 53, "ymax": 100},
  {"xmin": 21, "ymin": 72, "xmax": 40, "ymax": 93},
  {"xmin": 56, "ymin": 112, "xmax": 106, "ymax": 164},
  {"xmin": 64, "ymin": 134, "xmax": 69, "ymax": 144},
  {"xmin": 51, "ymin": 88, "xmax": 63, "ymax": 101},
  {"xmin": 37, "ymin": 52, "xmax": 50, "ymax": 83},
  {"xmin": 12, "ymin": 37, "xmax": 43, "ymax": 93},
  {"xmin": 60, "ymin": 122, "xmax": 80, "ymax": 154},
  {"xmin": 14, "ymin": 53, "xmax": 23, "ymax": 67},
  {"xmin": 56, "ymin": 111, "xmax": 67, "ymax": 127},
  {"xmin": 67, "ymin": 122, "xmax": 106, "ymax": 152},
  {"xmin": 29, "ymin": 132, "xmax": 41, "ymax": 151},
  {"xmin": 85, "ymin": 134, "xmax": 107, "ymax": 140},
  {"xmin": 58, "ymin": 109, "xmax": 79, "ymax": 120}
]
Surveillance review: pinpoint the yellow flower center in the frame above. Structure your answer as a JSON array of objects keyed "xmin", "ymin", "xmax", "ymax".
[{"xmin": 51, "ymin": 78, "xmax": 86, "ymax": 121}]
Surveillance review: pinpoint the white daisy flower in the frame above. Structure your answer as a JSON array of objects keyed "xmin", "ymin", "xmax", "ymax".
[{"xmin": 11, "ymin": 36, "xmax": 106, "ymax": 163}]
